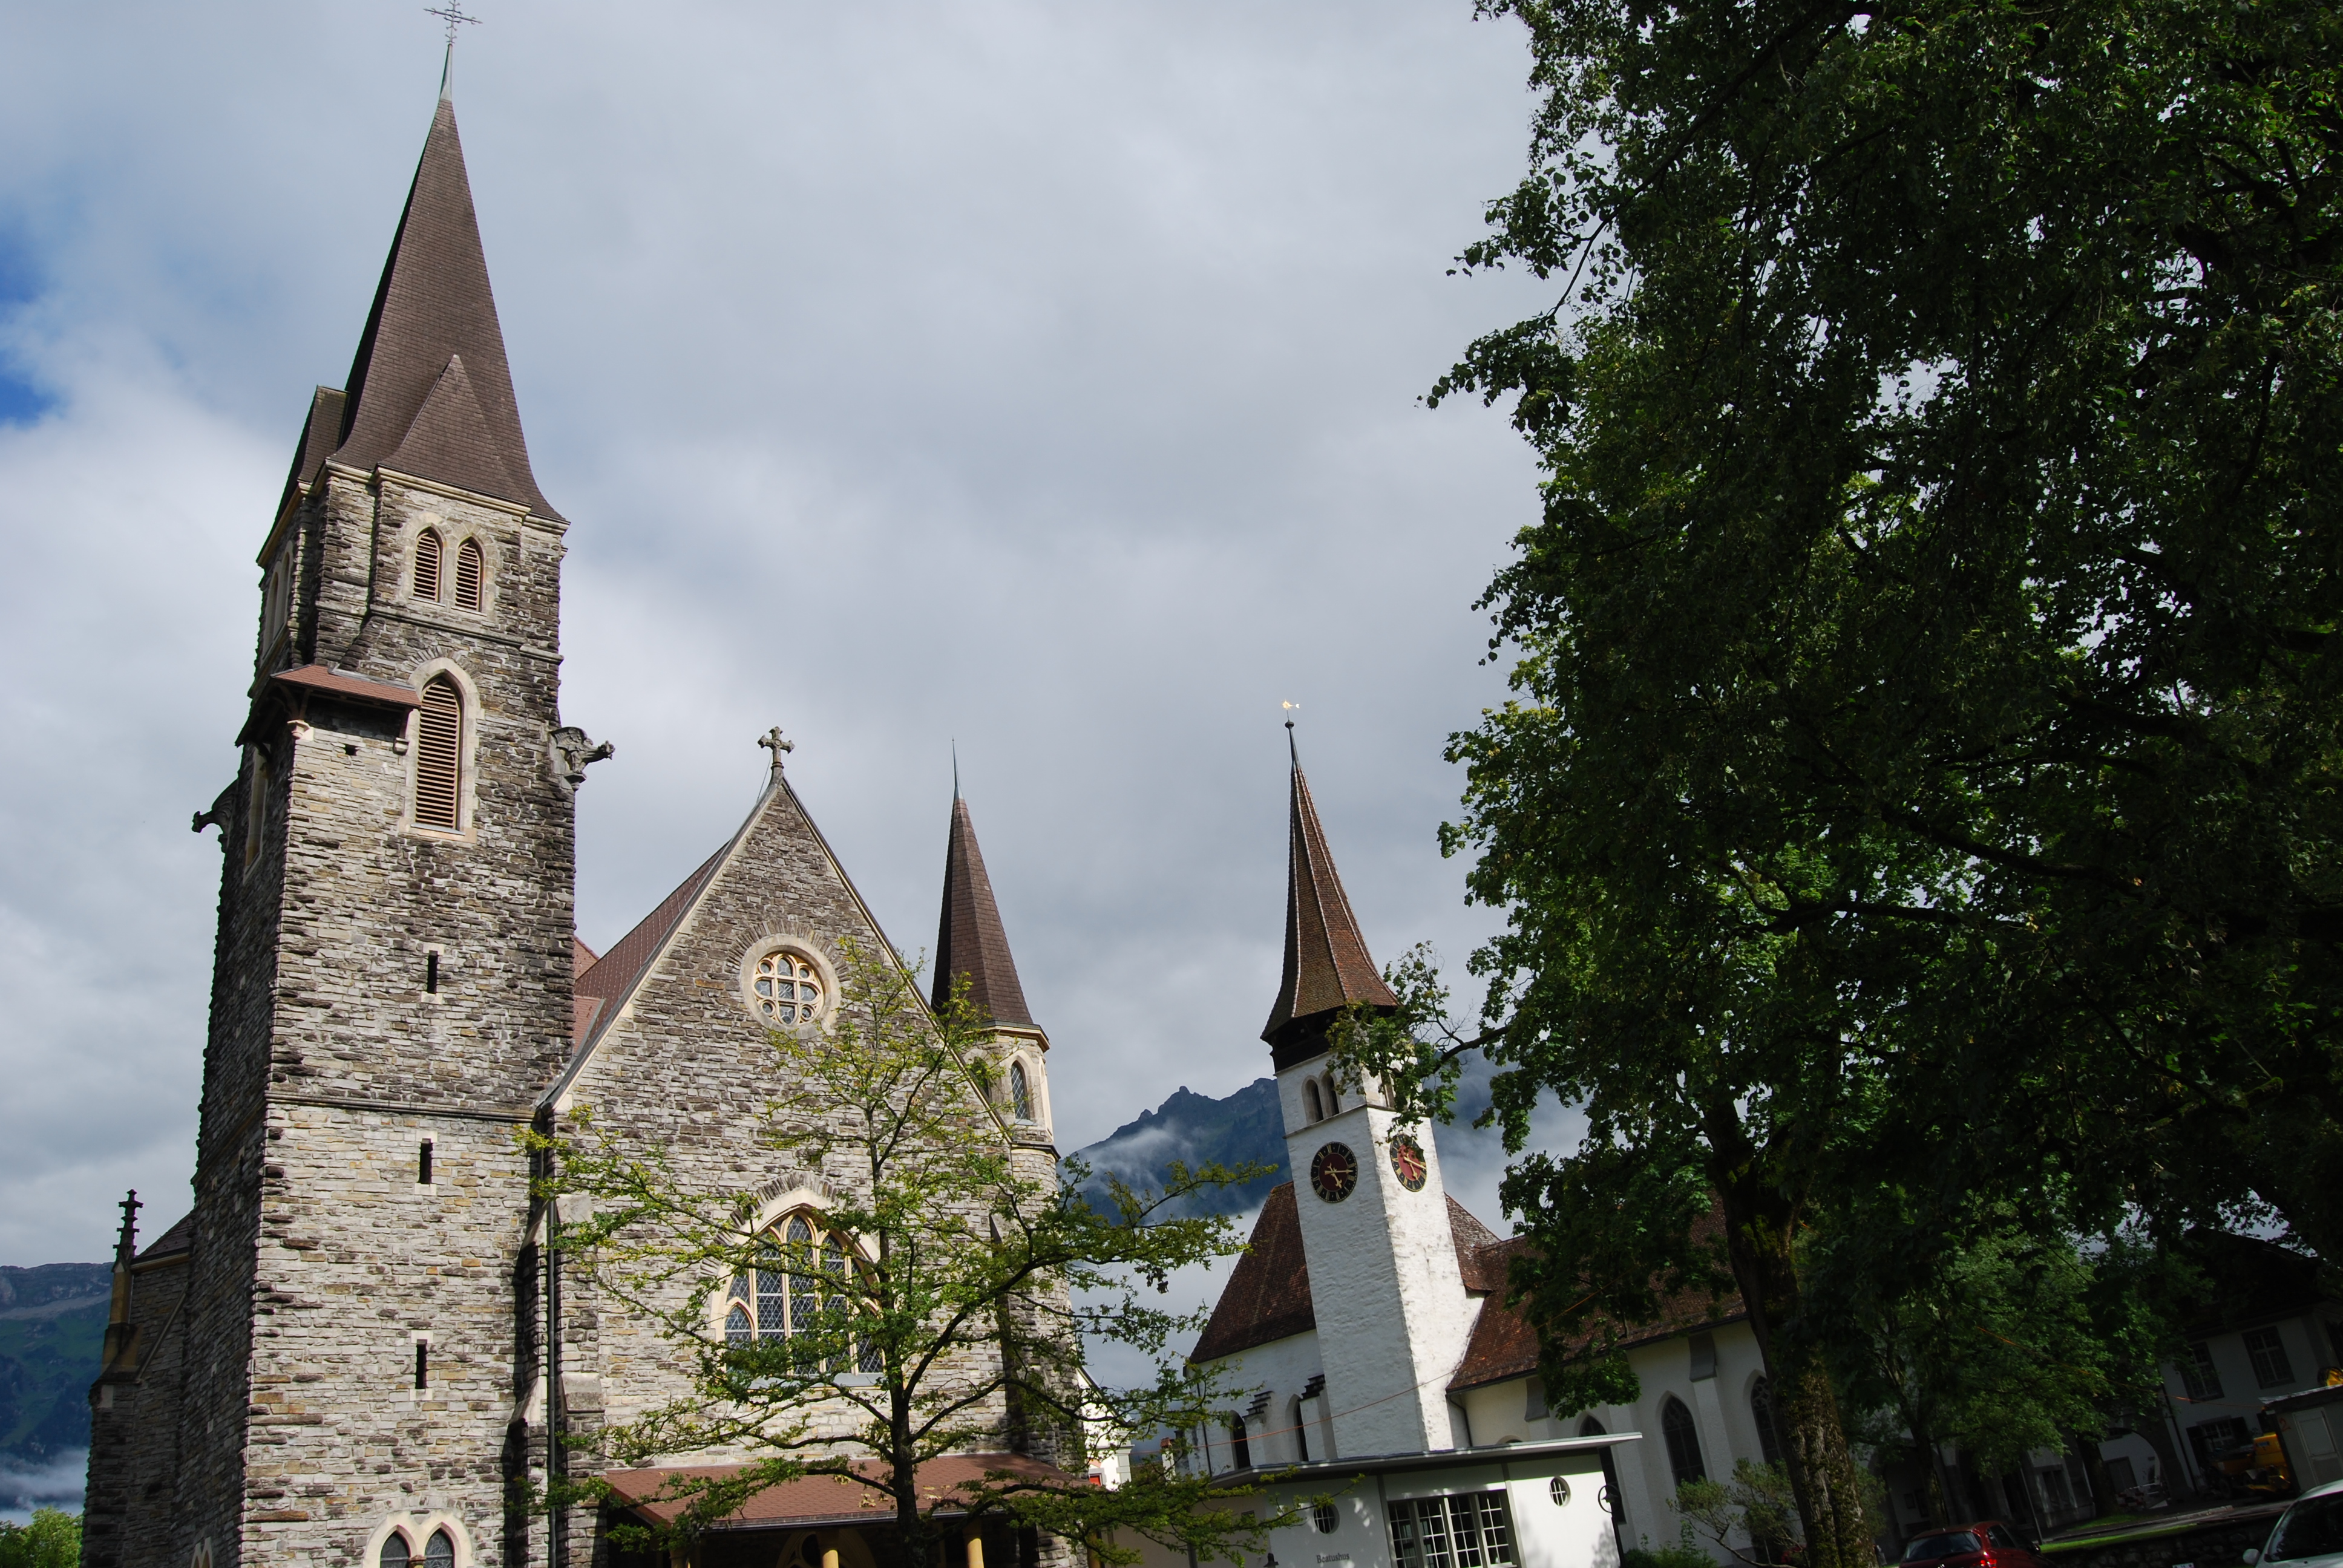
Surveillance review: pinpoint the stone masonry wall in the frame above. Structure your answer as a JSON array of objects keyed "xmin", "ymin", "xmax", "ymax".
[{"xmin": 81, "ymin": 1253, "xmax": 193, "ymax": 1568}]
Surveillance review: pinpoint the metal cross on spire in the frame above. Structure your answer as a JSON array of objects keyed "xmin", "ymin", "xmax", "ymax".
[{"xmin": 425, "ymin": 3, "xmax": 481, "ymax": 99}]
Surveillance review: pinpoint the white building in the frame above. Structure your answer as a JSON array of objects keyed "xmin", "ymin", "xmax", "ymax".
[{"xmin": 1156, "ymin": 739, "xmax": 1788, "ymax": 1568}]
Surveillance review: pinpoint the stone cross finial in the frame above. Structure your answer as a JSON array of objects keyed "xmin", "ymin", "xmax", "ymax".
[{"xmin": 758, "ymin": 727, "xmax": 795, "ymax": 772}]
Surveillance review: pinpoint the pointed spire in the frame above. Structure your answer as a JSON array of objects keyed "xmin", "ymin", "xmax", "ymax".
[
  {"xmin": 932, "ymin": 794, "xmax": 1037, "ymax": 1031},
  {"xmin": 1260, "ymin": 744, "xmax": 1397, "ymax": 1061},
  {"xmin": 328, "ymin": 96, "xmax": 562, "ymax": 520}
]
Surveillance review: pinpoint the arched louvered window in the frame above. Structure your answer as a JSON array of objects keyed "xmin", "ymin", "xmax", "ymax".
[
  {"xmin": 415, "ymin": 529, "xmax": 444, "ymax": 601},
  {"xmin": 1661, "ymin": 1396, "xmax": 1706, "ymax": 1487},
  {"xmin": 1304, "ymin": 1079, "xmax": 1323, "ymax": 1123},
  {"xmin": 413, "ymin": 676, "xmax": 463, "ymax": 831},
  {"xmin": 1009, "ymin": 1061, "xmax": 1032, "ymax": 1122},
  {"xmin": 453, "ymin": 537, "xmax": 484, "ymax": 611},
  {"xmin": 1751, "ymin": 1376, "xmax": 1783, "ymax": 1468},
  {"xmin": 424, "ymin": 1530, "xmax": 456, "ymax": 1568}
]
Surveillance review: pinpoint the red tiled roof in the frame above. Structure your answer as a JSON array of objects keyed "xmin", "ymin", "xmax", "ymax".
[
  {"xmin": 1190, "ymin": 1187, "xmax": 1514, "ymax": 1364},
  {"xmin": 329, "ymin": 97, "xmax": 562, "ymax": 520},
  {"xmin": 1262, "ymin": 760, "xmax": 1397, "ymax": 1056},
  {"xmin": 1447, "ymin": 1216, "xmax": 1748, "ymax": 1394},
  {"xmin": 931, "ymin": 796, "xmax": 1036, "ymax": 1030},
  {"xmin": 601, "ymin": 1452, "xmax": 1066, "ymax": 1530},
  {"xmin": 273, "ymin": 664, "xmax": 425, "ymax": 710},
  {"xmin": 1192, "ymin": 1184, "xmax": 1317, "ymax": 1362},
  {"xmin": 571, "ymin": 843, "xmax": 729, "ymax": 1050}
]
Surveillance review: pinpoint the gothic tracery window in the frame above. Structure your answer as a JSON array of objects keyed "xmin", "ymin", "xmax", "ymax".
[
  {"xmin": 1661, "ymin": 1395, "xmax": 1707, "ymax": 1487},
  {"xmin": 753, "ymin": 949, "xmax": 825, "ymax": 1026},
  {"xmin": 1009, "ymin": 1060, "xmax": 1032, "ymax": 1122},
  {"xmin": 724, "ymin": 1211, "xmax": 880, "ymax": 1373}
]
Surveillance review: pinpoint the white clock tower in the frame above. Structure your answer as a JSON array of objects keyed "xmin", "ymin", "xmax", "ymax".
[{"xmin": 1266, "ymin": 725, "xmax": 1478, "ymax": 1458}]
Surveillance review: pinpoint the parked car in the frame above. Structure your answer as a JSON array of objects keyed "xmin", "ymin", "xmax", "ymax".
[
  {"xmin": 2247, "ymin": 1478, "xmax": 2343, "ymax": 1568},
  {"xmin": 1900, "ymin": 1522, "xmax": 2045, "ymax": 1568}
]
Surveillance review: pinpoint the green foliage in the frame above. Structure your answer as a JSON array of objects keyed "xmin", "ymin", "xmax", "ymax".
[
  {"xmin": 535, "ymin": 939, "xmax": 1285, "ymax": 1566},
  {"xmin": 1674, "ymin": 1462, "xmax": 1801, "ymax": 1567},
  {"xmin": 0, "ymin": 1510, "xmax": 81, "ymax": 1568},
  {"xmin": 0, "ymin": 1291, "xmax": 106, "ymax": 1462},
  {"xmin": 1624, "ymin": 1543, "xmax": 1724, "ymax": 1568}
]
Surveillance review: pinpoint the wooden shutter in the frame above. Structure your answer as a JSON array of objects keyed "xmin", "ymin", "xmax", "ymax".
[
  {"xmin": 414, "ymin": 677, "xmax": 462, "ymax": 829},
  {"xmin": 415, "ymin": 530, "xmax": 444, "ymax": 602},
  {"xmin": 453, "ymin": 537, "xmax": 483, "ymax": 610}
]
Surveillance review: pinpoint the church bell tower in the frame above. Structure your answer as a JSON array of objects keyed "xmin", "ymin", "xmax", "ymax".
[
  {"xmin": 151, "ymin": 81, "xmax": 595, "ymax": 1568},
  {"xmin": 1265, "ymin": 725, "xmax": 1475, "ymax": 1459}
]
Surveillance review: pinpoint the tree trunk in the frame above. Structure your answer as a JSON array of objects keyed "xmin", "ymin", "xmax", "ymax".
[
  {"xmin": 1710, "ymin": 1113, "xmax": 1874, "ymax": 1568},
  {"xmin": 2062, "ymin": 1434, "xmax": 2114, "ymax": 1520}
]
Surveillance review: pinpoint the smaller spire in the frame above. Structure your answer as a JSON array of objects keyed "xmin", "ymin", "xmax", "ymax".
[
  {"xmin": 932, "ymin": 793, "xmax": 1037, "ymax": 1031},
  {"xmin": 113, "ymin": 1190, "xmax": 141, "ymax": 1269},
  {"xmin": 1260, "ymin": 736, "xmax": 1397, "ymax": 1064}
]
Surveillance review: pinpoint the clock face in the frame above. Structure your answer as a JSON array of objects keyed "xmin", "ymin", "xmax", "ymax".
[
  {"xmin": 1309, "ymin": 1142, "xmax": 1358, "ymax": 1203},
  {"xmin": 1388, "ymin": 1133, "xmax": 1429, "ymax": 1192}
]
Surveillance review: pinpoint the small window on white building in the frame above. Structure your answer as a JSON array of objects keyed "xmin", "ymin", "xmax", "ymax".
[
  {"xmin": 1388, "ymin": 1493, "xmax": 1516, "ymax": 1568},
  {"xmin": 2180, "ymin": 1341, "xmax": 2223, "ymax": 1400},
  {"xmin": 1305, "ymin": 1080, "xmax": 1323, "ymax": 1123},
  {"xmin": 2245, "ymin": 1326, "xmax": 2296, "ymax": 1389}
]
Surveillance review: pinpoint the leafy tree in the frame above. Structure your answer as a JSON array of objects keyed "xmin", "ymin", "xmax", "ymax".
[
  {"xmin": 1675, "ymin": 1460, "xmax": 1803, "ymax": 1567},
  {"xmin": 0, "ymin": 1509, "xmax": 80, "ymax": 1568},
  {"xmin": 1404, "ymin": 0, "xmax": 2343, "ymax": 1558},
  {"xmin": 537, "ymin": 941, "xmax": 1282, "ymax": 1568}
]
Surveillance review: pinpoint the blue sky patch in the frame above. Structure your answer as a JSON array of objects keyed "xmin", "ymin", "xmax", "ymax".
[{"xmin": 0, "ymin": 226, "xmax": 53, "ymax": 425}]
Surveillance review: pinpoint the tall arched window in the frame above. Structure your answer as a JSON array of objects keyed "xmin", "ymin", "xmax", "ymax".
[
  {"xmin": 413, "ymin": 676, "xmax": 463, "ymax": 831},
  {"xmin": 1290, "ymin": 1396, "xmax": 1310, "ymax": 1462},
  {"xmin": 1008, "ymin": 1061, "xmax": 1032, "ymax": 1121},
  {"xmin": 414, "ymin": 529, "xmax": 444, "ymax": 601},
  {"xmin": 1661, "ymin": 1396, "xmax": 1706, "ymax": 1487},
  {"xmin": 1322, "ymin": 1075, "xmax": 1340, "ymax": 1114},
  {"xmin": 453, "ymin": 537, "xmax": 484, "ymax": 611},
  {"xmin": 1751, "ymin": 1376, "xmax": 1783, "ymax": 1467},
  {"xmin": 1229, "ymin": 1413, "xmax": 1251, "ymax": 1469},
  {"xmin": 424, "ymin": 1531, "xmax": 455, "ymax": 1568},
  {"xmin": 1305, "ymin": 1079, "xmax": 1324, "ymax": 1123},
  {"xmin": 724, "ymin": 1212, "xmax": 879, "ymax": 1373}
]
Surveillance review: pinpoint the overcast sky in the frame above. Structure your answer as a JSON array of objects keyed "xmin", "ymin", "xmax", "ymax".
[{"xmin": 0, "ymin": 1, "xmax": 1564, "ymax": 1266}]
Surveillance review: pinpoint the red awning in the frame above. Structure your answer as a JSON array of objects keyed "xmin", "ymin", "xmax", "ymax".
[{"xmin": 601, "ymin": 1454, "xmax": 1067, "ymax": 1531}]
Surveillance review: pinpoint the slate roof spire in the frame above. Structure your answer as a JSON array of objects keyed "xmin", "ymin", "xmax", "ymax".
[
  {"xmin": 932, "ymin": 793, "xmax": 1038, "ymax": 1032},
  {"xmin": 327, "ymin": 92, "xmax": 562, "ymax": 520},
  {"xmin": 1261, "ymin": 724, "xmax": 1398, "ymax": 1062}
]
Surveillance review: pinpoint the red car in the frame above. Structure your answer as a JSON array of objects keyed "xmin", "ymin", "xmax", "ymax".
[{"xmin": 1900, "ymin": 1523, "xmax": 2044, "ymax": 1568}]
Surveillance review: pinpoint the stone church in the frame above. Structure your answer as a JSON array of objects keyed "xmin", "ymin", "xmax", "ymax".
[{"xmin": 79, "ymin": 82, "xmax": 1064, "ymax": 1568}]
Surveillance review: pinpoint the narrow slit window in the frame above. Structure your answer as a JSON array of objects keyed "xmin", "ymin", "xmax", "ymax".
[
  {"xmin": 415, "ymin": 529, "xmax": 444, "ymax": 601},
  {"xmin": 413, "ymin": 677, "xmax": 462, "ymax": 830},
  {"xmin": 1305, "ymin": 1079, "xmax": 1323, "ymax": 1123},
  {"xmin": 418, "ymin": 1141, "xmax": 434, "ymax": 1184},
  {"xmin": 426, "ymin": 952, "xmax": 440, "ymax": 993},
  {"xmin": 453, "ymin": 537, "xmax": 483, "ymax": 611},
  {"xmin": 413, "ymin": 1341, "xmax": 428, "ymax": 1390}
]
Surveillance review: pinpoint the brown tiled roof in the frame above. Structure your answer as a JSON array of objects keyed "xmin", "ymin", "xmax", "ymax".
[
  {"xmin": 573, "ymin": 936, "xmax": 600, "ymax": 976},
  {"xmin": 1449, "ymin": 1198, "xmax": 1506, "ymax": 1290},
  {"xmin": 931, "ymin": 796, "xmax": 1036, "ymax": 1030},
  {"xmin": 601, "ymin": 1452, "xmax": 1065, "ymax": 1530},
  {"xmin": 1192, "ymin": 1183, "xmax": 1317, "ymax": 1362},
  {"xmin": 329, "ymin": 97, "xmax": 561, "ymax": 521},
  {"xmin": 1190, "ymin": 1187, "xmax": 1513, "ymax": 1364},
  {"xmin": 272, "ymin": 385, "xmax": 348, "ymax": 521},
  {"xmin": 1261, "ymin": 759, "xmax": 1397, "ymax": 1054},
  {"xmin": 572, "ymin": 844, "xmax": 729, "ymax": 1050},
  {"xmin": 134, "ymin": 1210, "xmax": 195, "ymax": 1265},
  {"xmin": 273, "ymin": 664, "xmax": 424, "ymax": 710}
]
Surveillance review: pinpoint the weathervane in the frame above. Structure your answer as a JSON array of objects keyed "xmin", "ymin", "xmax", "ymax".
[
  {"xmin": 425, "ymin": 3, "xmax": 480, "ymax": 97},
  {"xmin": 425, "ymin": 2, "xmax": 481, "ymax": 46},
  {"xmin": 1282, "ymin": 700, "xmax": 1301, "ymax": 764}
]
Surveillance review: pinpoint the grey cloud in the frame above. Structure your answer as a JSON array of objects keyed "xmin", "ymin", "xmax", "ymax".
[{"xmin": 0, "ymin": 1, "xmax": 1562, "ymax": 1264}]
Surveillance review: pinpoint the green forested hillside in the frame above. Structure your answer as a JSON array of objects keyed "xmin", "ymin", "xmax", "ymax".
[{"xmin": 0, "ymin": 1265, "xmax": 110, "ymax": 1465}]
